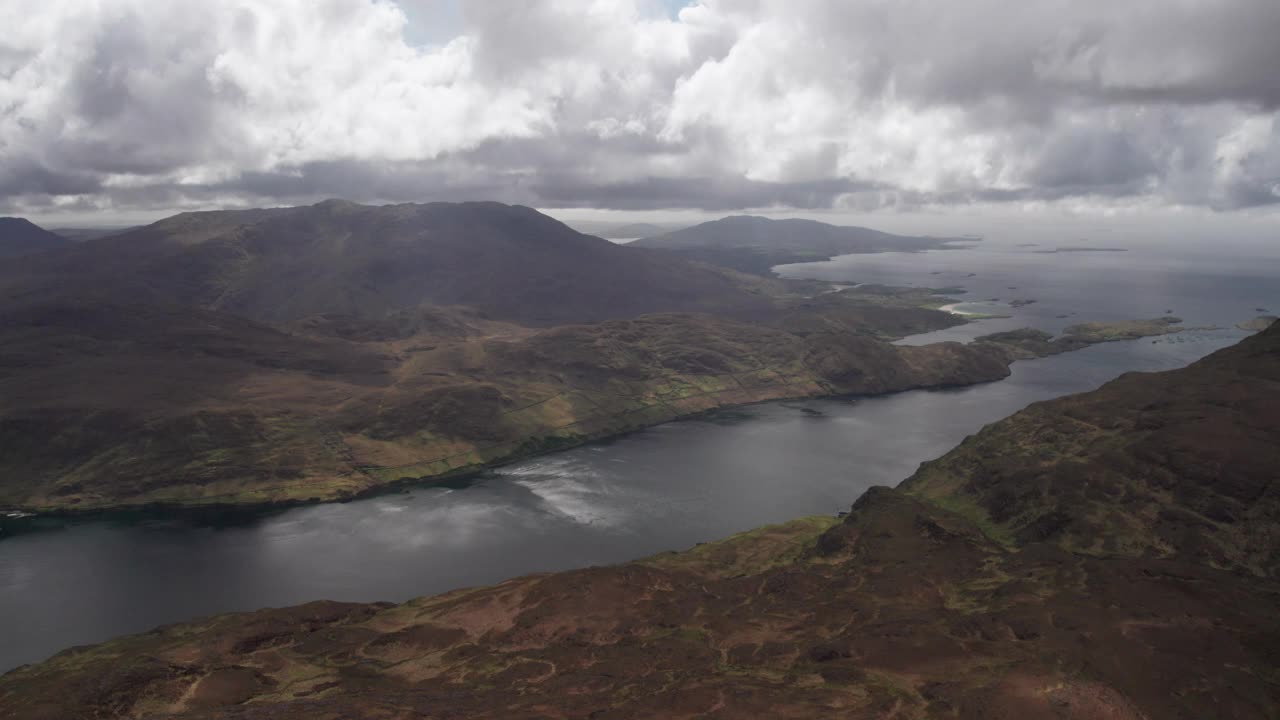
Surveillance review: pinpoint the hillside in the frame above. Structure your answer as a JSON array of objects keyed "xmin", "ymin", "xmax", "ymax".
[
  {"xmin": 3, "ymin": 322, "xmax": 1276, "ymax": 719},
  {"xmin": 0, "ymin": 201, "xmax": 778, "ymax": 327},
  {"xmin": 905, "ymin": 319, "xmax": 1280, "ymax": 576},
  {"xmin": 0, "ymin": 283, "xmax": 1118, "ymax": 512},
  {"xmin": 630, "ymin": 215, "xmax": 963, "ymax": 275},
  {"xmin": 0, "ymin": 217, "xmax": 69, "ymax": 258}
]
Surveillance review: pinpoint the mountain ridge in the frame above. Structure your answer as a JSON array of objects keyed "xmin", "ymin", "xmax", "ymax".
[{"xmin": 0, "ymin": 200, "xmax": 780, "ymax": 327}]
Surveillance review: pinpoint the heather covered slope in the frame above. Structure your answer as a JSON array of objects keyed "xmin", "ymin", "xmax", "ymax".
[
  {"xmin": 3, "ymin": 324, "xmax": 1276, "ymax": 719},
  {"xmin": 904, "ymin": 317, "xmax": 1280, "ymax": 577},
  {"xmin": 0, "ymin": 217, "xmax": 69, "ymax": 258},
  {"xmin": 631, "ymin": 215, "xmax": 961, "ymax": 275}
]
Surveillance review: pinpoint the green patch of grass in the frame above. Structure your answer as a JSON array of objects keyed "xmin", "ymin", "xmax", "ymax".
[
  {"xmin": 640, "ymin": 515, "xmax": 840, "ymax": 579},
  {"xmin": 920, "ymin": 493, "xmax": 1017, "ymax": 548}
]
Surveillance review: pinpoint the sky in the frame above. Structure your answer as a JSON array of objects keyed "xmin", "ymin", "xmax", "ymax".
[{"xmin": 3, "ymin": 0, "xmax": 1280, "ymax": 225}]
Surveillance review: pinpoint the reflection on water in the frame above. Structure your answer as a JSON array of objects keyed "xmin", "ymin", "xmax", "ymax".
[{"xmin": 2, "ymin": 228, "xmax": 1277, "ymax": 673}]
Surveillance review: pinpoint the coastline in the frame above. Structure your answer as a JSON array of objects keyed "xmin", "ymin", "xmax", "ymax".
[{"xmin": 0, "ymin": 373, "xmax": 1010, "ymax": 522}]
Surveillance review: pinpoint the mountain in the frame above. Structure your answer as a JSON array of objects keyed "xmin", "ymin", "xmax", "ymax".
[
  {"xmin": 4, "ymin": 323, "xmax": 1275, "ymax": 718},
  {"xmin": 631, "ymin": 215, "xmax": 964, "ymax": 275},
  {"xmin": 0, "ymin": 217, "xmax": 69, "ymax": 258},
  {"xmin": 0, "ymin": 201, "xmax": 776, "ymax": 327}
]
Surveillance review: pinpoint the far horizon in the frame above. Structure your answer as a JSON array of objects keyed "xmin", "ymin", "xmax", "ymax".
[{"xmin": 17, "ymin": 200, "xmax": 1279, "ymax": 255}]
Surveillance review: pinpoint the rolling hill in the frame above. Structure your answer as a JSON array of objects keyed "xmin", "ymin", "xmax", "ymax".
[{"xmin": 630, "ymin": 215, "xmax": 966, "ymax": 275}]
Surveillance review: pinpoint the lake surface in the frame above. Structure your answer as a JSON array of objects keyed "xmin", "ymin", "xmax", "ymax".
[{"xmin": 2, "ymin": 229, "xmax": 1277, "ymax": 673}]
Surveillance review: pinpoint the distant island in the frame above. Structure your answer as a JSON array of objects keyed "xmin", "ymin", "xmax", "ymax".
[{"xmin": 1031, "ymin": 246, "xmax": 1129, "ymax": 254}]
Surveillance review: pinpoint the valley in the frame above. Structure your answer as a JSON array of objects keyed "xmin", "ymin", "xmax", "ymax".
[
  {"xmin": 4, "ymin": 321, "xmax": 1275, "ymax": 719},
  {"xmin": 4, "ymin": 5, "xmax": 1278, "ymax": 717},
  {"xmin": 0, "ymin": 202, "xmax": 1191, "ymax": 513}
]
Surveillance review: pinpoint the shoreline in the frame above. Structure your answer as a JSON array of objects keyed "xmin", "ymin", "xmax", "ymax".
[{"xmin": 0, "ymin": 375, "xmax": 1011, "ymax": 525}]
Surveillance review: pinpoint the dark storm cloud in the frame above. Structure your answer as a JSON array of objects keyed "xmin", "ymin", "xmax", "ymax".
[
  {"xmin": 527, "ymin": 175, "xmax": 881, "ymax": 211},
  {"xmin": 222, "ymin": 160, "xmax": 531, "ymax": 205},
  {"xmin": 802, "ymin": 0, "xmax": 1280, "ymax": 114},
  {"xmin": 1025, "ymin": 130, "xmax": 1157, "ymax": 193},
  {"xmin": 0, "ymin": 161, "xmax": 101, "ymax": 198}
]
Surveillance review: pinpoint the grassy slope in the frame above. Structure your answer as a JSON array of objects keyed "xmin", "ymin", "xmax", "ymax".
[{"xmin": 3, "ymin": 325, "xmax": 1277, "ymax": 718}]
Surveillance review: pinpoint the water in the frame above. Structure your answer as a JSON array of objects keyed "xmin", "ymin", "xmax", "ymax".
[
  {"xmin": 776, "ymin": 233, "xmax": 1279, "ymax": 345},
  {"xmin": 1, "ymin": 229, "xmax": 1276, "ymax": 673}
]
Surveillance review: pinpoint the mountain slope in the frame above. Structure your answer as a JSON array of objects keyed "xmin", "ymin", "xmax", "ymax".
[
  {"xmin": 4, "ymin": 325, "xmax": 1276, "ymax": 718},
  {"xmin": 0, "ymin": 201, "xmax": 778, "ymax": 327},
  {"xmin": 0, "ymin": 217, "xmax": 69, "ymax": 258},
  {"xmin": 631, "ymin": 215, "xmax": 963, "ymax": 275},
  {"xmin": 904, "ymin": 319, "xmax": 1280, "ymax": 576},
  {"xmin": 0, "ymin": 291, "xmax": 1070, "ymax": 512}
]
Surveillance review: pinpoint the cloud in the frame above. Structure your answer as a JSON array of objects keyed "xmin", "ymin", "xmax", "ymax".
[{"xmin": 1, "ymin": 0, "xmax": 1278, "ymax": 217}]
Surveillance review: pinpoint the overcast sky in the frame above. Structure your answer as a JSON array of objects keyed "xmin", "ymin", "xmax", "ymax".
[{"xmin": 3, "ymin": 0, "xmax": 1279, "ymax": 223}]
